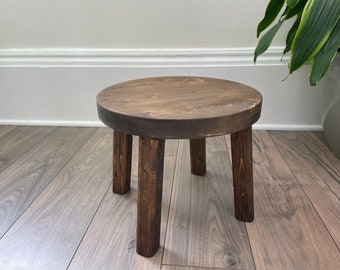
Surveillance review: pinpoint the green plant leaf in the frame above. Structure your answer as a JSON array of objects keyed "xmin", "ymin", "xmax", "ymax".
[
  {"xmin": 254, "ymin": 20, "xmax": 285, "ymax": 62},
  {"xmin": 309, "ymin": 19, "xmax": 340, "ymax": 85},
  {"xmin": 285, "ymin": 0, "xmax": 307, "ymax": 20},
  {"xmin": 286, "ymin": 0, "xmax": 299, "ymax": 9},
  {"xmin": 257, "ymin": 0, "xmax": 285, "ymax": 37},
  {"xmin": 284, "ymin": 14, "xmax": 302, "ymax": 55},
  {"xmin": 289, "ymin": 0, "xmax": 340, "ymax": 73}
]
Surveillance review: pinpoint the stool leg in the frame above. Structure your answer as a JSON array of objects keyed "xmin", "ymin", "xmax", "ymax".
[
  {"xmin": 113, "ymin": 130, "xmax": 132, "ymax": 194},
  {"xmin": 230, "ymin": 127, "xmax": 254, "ymax": 222},
  {"xmin": 190, "ymin": 138, "xmax": 206, "ymax": 176},
  {"xmin": 137, "ymin": 137, "xmax": 165, "ymax": 257}
]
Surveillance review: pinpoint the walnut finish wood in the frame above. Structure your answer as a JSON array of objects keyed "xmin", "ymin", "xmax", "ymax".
[
  {"xmin": 190, "ymin": 138, "xmax": 206, "ymax": 176},
  {"xmin": 230, "ymin": 127, "xmax": 254, "ymax": 222},
  {"xmin": 137, "ymin": 137, "xmax": 165, "ymax": 257},
  {"xmin": 97, "ymin": 76, "xmax": 262, "ymax": 139},
  {"xmin": 113, "ymin": 130, "xmax": 132, "ymax": 194},
  {"xmin": 96, "ymin": 76, "xmax": 262, "ymax": 257}
]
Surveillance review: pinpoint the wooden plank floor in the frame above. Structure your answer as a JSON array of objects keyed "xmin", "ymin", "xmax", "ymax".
[{"xmin": 0, "ymin": 126, "xmax": 339, "ymax": 270}]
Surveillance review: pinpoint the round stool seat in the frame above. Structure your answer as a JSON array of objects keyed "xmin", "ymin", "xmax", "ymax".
[
  {"xmin": 97, "ymin": 76, "xmax": 262, "ymax": 139},
  {"xmin": 96, "ymin": 76, "xmax": 262, "ymax": 257}
]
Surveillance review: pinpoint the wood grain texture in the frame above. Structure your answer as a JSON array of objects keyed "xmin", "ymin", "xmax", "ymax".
[
  {"xmin": 190, "ymin": 138, "xmax": 206, "ymax": 176},
  {"xmin": 1, "ymin": 127, "xmax": 338, "ymax": 270},
  {"xmin": 133, "ymin": 136, "xmax": 179, "ymax": 156},
  {"xmin": 113, "ymin": 130, "xmax": 132, "ymax": 194},
  {"xmin": 163, "ymin": 137, "xmax": 255, "ymax": 269},
  {"xmin": 68, "ymin": 140, "xmax": 178, "ymax": 270},
  {"xmin": 0, "ymin": 127, "xmax": 96, "ymax": 237},
  {"xmin": 0, "ymin": 125, "xmax": 16, "ymax": 137},
  {"xmin": 230, "ymin": 127, "xmax": 254, "ymax": 222},
  {"xmin": 0, "ymin": 128, "xmax": 112, "ymax": 270},
  {"xmin": 312, "ymin": 131, "xmax": 340, "ymax": 187},
  {"xmin": 269, "ymin": 131, "xmax": 340, "ymax": 247},
  {"xmin": 162, "ymin": 266, "xmax": 228, "ymax": 270},
  {"xmin": 229, "ymin": 131, "xmax": 340, "ymax": 270},
  {"xmin": 0, "ymin": 126, "xmax": 55, "ymax": 173},
  {"xmin": 97, "ymin": 76, "xmax": 262, "ymax": 139},
  {"xmin": 137, "ymin": 137, "xmax": 165, "ymax": 256}
]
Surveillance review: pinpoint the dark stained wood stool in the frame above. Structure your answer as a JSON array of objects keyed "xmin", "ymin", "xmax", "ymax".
[{"xmin": 96, "ymin": 76, "xmax": 262, "ymax": 257}]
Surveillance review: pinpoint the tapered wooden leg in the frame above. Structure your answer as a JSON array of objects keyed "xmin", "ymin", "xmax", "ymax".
[
  {"xmin": 230, "ymin": 127, "xmax": 254, "ymax": 222},
  {"xmin": 137, "ymin": 137, "xmax": 165, "ymax": 257},
  {"xmin": 190, "ymin": 138, "xmax": 206, "ymax": 176},
  {"xmin": 113, "ymin": 130, "xmax": 132, "ymax": 194}
]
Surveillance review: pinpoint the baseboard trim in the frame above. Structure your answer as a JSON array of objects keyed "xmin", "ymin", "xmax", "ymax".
[
  {"xmin": 0, "ymin": 47, "xmax": 289, "ymax": 67},
  {"xmin": 254, "ymin": 124, "xmax": 323, "ymax": 131},
  {"xmin": 0, "ymin": 120, "xmax": 323, "ymax": 131},
  {"xmin": 0, "ymin": 120, "xmax": 105, "ymax": 127},
  {"xmin": 1, "ymin": 47, "xmax": 323, "ymax": 129}
]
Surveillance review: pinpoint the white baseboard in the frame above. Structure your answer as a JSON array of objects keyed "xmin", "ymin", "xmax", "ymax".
[
  {"xmin": 0, "ymin": 119, "xmax": 105, "ymax": 127},
  {"xmin": 0, "ymin": 47, "xmax": 324, "ymax": 130},
  {"xmin": 0, "ymin": 47, "xmax": 289, "ymax": 67},
  {"xmin": 0, "ymin": 119, "xmax": 323, "ymax": 131},
  {"xmin": 253, "ymin": 124, "xmax": 323, "ymax": 131}
]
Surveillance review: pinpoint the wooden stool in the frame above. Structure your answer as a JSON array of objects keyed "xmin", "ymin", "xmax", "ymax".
[{"xmin": 96, "ymin": 76, "xmax": 262, "ymax": 257}]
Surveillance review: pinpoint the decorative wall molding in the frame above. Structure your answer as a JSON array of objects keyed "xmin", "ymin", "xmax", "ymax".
[
  {"xmin": 0, "ymin": 47, "xmax": 323, "ymax": 130},
  {"xmin": 0, "ymin": 47, "xmax": 289, "ymax": 68},
  {"xmin": 0, "ymin": 119, "xmax": 322, "ymax": 131}
]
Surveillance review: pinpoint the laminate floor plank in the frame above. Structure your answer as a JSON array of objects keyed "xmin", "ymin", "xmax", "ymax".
[
  {"xmin": 230, "ymin": 131, "xmax": 340, "ymax": 270},
  {"xmin": 313, "ymin": 131, "xmax": 329, "ymax": 145},
  {"xmin": 68, "ymin": 140, "xmax": 178, "ymax": 270},
  {"xmin": 163, "ymin": 137, "xmax": 254, "ymax": 269},
  {"xmin": 0, "ymin": 127, "xmax": 97, "ymax": 237},
  {"xmin": 311, "ymin": 131, "xmax": 340, "ymax": 186},
  {"xmin": 0, "ymin": 127, "xmax": 338, "ymax": 270},
  {"xmin": 162, "ymin": 265, "xmax": 227, "ymax": 270},
  {"xmin": 269, "ymin": 131, "xmax": 340, "ymax": 247},
  {"xmin": 0, "ymin": 125, "xmax": 16, "ymax": 137},
  {"xmin": 0, "ymin": 126, "xmax": 55, "ymax": 173},
  {"xmin": 0, "ymin": 128, "xmax": 112, "ymax": 270}
]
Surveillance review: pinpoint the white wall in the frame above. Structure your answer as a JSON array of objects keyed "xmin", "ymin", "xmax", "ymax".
[
  {"xmin": 0, "ymin": 1, "xmax": 325, "ymax": 129},
  {"xmin": 0, "ymin": 0, "xmax": 286, "ymax": 49}
]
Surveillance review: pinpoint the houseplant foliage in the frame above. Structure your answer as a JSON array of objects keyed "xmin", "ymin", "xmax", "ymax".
[{"xmin": 254, "ymin": 0, "xmax": 340, "ymax": 86}]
